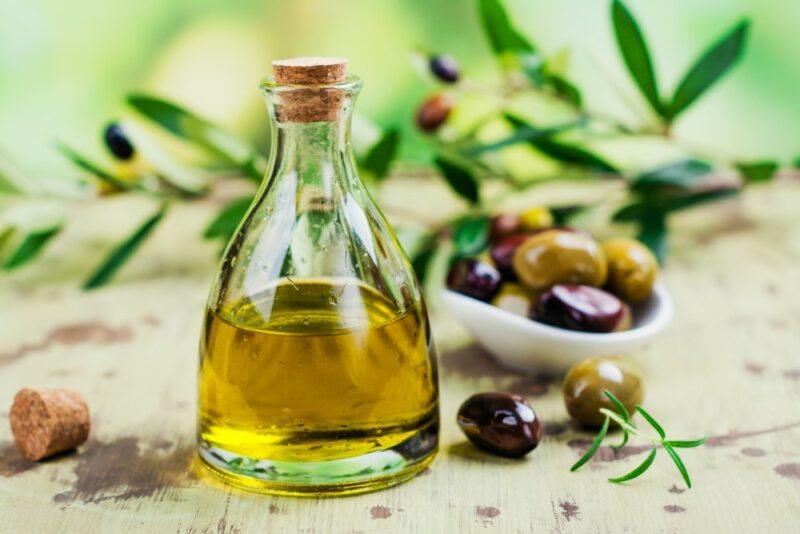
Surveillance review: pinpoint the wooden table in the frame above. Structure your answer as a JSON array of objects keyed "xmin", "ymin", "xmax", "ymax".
[{"xmin": 1, "ymin": 181, "xmax": 799, "ymax": 533}]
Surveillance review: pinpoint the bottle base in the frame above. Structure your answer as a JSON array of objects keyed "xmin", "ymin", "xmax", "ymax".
[{"xmin": 197, "ymin": 424, "xmax": 437, "ymax": 497}]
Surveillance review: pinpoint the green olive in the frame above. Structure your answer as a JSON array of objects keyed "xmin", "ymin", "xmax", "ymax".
[
  {"xmin": 602, "ymin": 238, "xmax": 659, "ymax": 302},
  {"xmin": 563, "ymin": 356, "xmax": 643, "ymax": 429},
  {"xmin": 512, "ymin": 229, "xmax": 607, "ymax": 291}
]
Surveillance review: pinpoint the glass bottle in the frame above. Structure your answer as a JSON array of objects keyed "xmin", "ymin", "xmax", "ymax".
[{"xmin": 197, "ymin": 58, "xmax": 439, "ymax": 496}]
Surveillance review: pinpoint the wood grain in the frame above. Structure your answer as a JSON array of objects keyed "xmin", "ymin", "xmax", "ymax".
[{"xmin": 1, "ymin": 181, "xmax": 799, "ymax": 533}]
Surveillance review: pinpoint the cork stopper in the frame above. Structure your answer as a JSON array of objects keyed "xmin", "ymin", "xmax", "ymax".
[
  {"xmin": 272, "ymin": 57, "xmax": 347, "ymax": 85},
  {"xmin": 10, "ymin": 388, "xmax": 90, "ymax": 461},
  {"xmin": 270, "ymin": 57, "xmax": 349, "ymax": 122}
]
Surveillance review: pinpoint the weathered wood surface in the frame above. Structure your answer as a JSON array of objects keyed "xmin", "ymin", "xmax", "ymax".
[{"xmin": 1, "ymin": 182, "xmax": 799, "ymax": 533}]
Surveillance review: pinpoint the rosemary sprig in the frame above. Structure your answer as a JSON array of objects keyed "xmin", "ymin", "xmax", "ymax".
[{"xmin": 570, "ymin": 389, "xmax": 707, "ymax": 488}]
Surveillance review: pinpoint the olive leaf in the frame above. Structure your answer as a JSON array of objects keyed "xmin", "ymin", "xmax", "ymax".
[
  {"xmin": 203, "ymin": 195, "xmax": 254, "ymax": 242},
  {"xmin": 636, "ymin": 208, "xmax": 667, "ymax": 263},
  {"xmin": 434, "ymin": 157, "xmax": 480, "ymax": 204},
  {"xmin": 83, "ymin": 204, "xmax": 168, "ymax": 289},
  {"xmin": 127, "ymin": 94, "xmax": 265, "ymax": 182},
  {"xmin": 0, "ymin": 153, "xmax": 30, "ymax": 195},
  {"xmin": 611, "ymin": 0, "xmax": 663, "ymax": 116},
  {"xmin": 478, "ymin": 0, "xmax": 536, "ymax": 57},
  {"xmin": 360, "ymin": 128, "xmax": 401, "ymax": 182},
  {"xmin": 2, "ymin": 225, "xmax": 62, "ymax": 270},
  {"xmin": 736, "ymin": 160, "xmax": 778, "ymax": 184},
  {"xmin": 546, "ymin": 73, "xmax": 583, "ymax": 107},
  {"xmin": 57, "ymin": 143, "xmax": 140, "ymax": 192},
  {"xmin": 464, "ymin": 120, "xmax": 582, "ymax": 156},
  {"xmin": 632, "ymin": 159, "xmax": 713, "ymax": 191},
  {"xmin": 666, "ymin": 20, "xmax": 750, "ymax": 120},
  {"xmin": 451, "ymin": 215, "xmax": 489, "ymax": 259}
]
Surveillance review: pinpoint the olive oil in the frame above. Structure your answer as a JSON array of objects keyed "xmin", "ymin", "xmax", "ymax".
[{"xmin": 198, "ymin": 279, "xmax": 438, "ymax": 493}]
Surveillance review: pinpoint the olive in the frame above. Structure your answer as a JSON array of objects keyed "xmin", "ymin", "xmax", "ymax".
[
  {"xmin": 429, "ymin": 54, "xmax": 460, "ymax": 83},
  {"xmin": 103, "ymin": 122, "xmax": 135, "ymax": 161},
  {"xmin": 415, "ymin": 93, "xmax": 453, "ymax": 132},
  {"xmin": 457, "ymin": 392, "xmax": 542, "ymax": 458},
  {"xmin": 490, "ymin": 283, "xmax": 535, "ymax": 317},
  {"xmin": 512, "ymin": 229, "xmax": 607, "ymax": 291},
  {"xmin": 531, "ymin": 284, "xmax": 630, "ymax": 333},
  {"xmin": 447, "ymin": 259, "xmax": 501, "ymax": 302},
  {"xmin": 488, "ymin": 214, "xmax": 522, "ymax": 243},
  {"xmin": 602, "ymin": 238, "xmax": 659, "ymax": 302},
  {"xmin": 519, "ymin": 206, "xmax": 554, "ymax": 231},
  {"xmin": 563, "ymin": 356, "xmax": 644, "ymax": 429},
  {"xmin": 490, "ymin": 233, "xmax": 529, "ymax": 281}
]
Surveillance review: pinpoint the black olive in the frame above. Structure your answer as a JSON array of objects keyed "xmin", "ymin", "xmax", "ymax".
[
  {"xmin": 488, "ymin": 214, "xmax": 522, "ymax": 243},
  {"xmin": 429, "ymin": 54, "xmax": 460, "ymax": 83},
  {"xmin": 103, "ymin": 122, "xmax": 134, "ymax": 161},
  {"xmin": 531, "ymin": 284, "xmax": 630, "ymax": 333},
  {"xmin": 457, "ymin": 392, "xmax": 542, "ymax": 458},
  {"xmin": 446, "ymin": 259, "xmax": 501, "ymax": 302},
  {"xmin": 490, "ymin": 233, "xmax": 529, "ymax": 281}
]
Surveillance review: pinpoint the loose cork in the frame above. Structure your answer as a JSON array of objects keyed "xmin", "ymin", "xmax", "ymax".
[
  {"xmin": 10, "ymin": 388, "xmax": 90, "ymax": 461},
  {"xmin": 271, "ymin": 57, "xmax": 349, "ymax": 122}
]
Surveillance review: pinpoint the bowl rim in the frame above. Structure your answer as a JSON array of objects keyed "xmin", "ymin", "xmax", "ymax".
[{"xmin": 442, "ymin": 281, "xmax": 673, "ymax": 344}]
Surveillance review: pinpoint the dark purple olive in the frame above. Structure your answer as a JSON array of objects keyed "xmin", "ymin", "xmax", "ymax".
[
  {"xmin": 457, "ymin": 392, "xmax": 542, "ymax": 458},
  {"xmin": 429, "ymin": 54, "xmax": 460, "ymax": 83},
  {"xmin": 490, "ymin": 233, "xmax": 529, "ymax": 281},
  {"xmin": 103, "ymin": 122, "xmax": 134, "ymax": 161},
  {"xmin": 446, "ymin": 259, "xmax": 501, "ymax": 302},
  {"xmin": 531, "ymin": 284, "xmax": 629, "ymax": 333},
  {"xmin": 488, "ymin": 214, "xmax": 522, "ymax": 243}
]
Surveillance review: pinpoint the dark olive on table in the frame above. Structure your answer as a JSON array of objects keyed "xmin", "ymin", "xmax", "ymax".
[
  {"xmin": 447, "ymin": 259, "xmax": 501, "ymax": 302},
  {"xmin": 490, "ymin": 233, "xmax": 529, "ymax": 280},
  {"xmin": 531, "ymin": 284, "xmax": 630, "ymax": 333},
  {"xmin": 429, "ymin": 54, "xmax": 460, "ymax": 83},
  {"xmin": 512, "ymin": 229, "xmax": 607, "ymax": 291},
  {"xmin": 602, "ymin": 237, "xmax": 659, "ymax": 302},
  {"xmin": 563, "ymin": 356, "xmax": 644, "ymax": 428},
  {"xmin": 488, "ymin": 214, "xmax": 522, "ymax": 243},
  {"xmin": 457, "ymin": 392, "xmax": 542, "ymax": 458},
  {"xmin": 415, "ymin": 93, "xmax": 453, "ymax": 132},
  {"xmin": 103, "ymin": 122, "xmax": 135, "ymax": 161}
]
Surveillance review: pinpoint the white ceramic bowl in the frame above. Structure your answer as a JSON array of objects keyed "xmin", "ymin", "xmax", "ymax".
[{"xmin": 441, "ymin": 282, "xmax": 673, "ymax": 374}]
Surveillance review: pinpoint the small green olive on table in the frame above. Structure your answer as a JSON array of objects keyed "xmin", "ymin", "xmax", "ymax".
[
  {"xmin": 562, "ymin": 356, "xmax": 643, "ymax": 429},
  {"xmin": 602, "ymin": 237, "xmax": 659, "ymax": 302},
  {"xmin": 512, "ymin": 229, "xmax": 608, "ymax": 291}
]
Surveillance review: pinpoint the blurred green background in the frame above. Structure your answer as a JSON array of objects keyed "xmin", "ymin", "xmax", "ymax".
[{"xmin": 2, "ymin": 0, "xmax": 798, "ymax": 176}]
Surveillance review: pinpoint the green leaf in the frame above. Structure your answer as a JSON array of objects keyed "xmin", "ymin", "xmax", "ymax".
[
  {"xmin": 127, "ymin": 94, "xmax": 263, "ymax": 182},
  {"xmin": 547, "ymin": 74, "xmax": 583, "ymax": 107},
  {"xmin": 83, "ymin": 205, "xmax": 168, "ymax": 289},
  {"xmin": 434, "ymin": 157, "xmax": 480, "ymax": 204},
  {"xmin": 637, "ymin": 209, "xmax": 667, "ymax": 263},
  {"xmin": 361, "ymin": 128, "xmax": 400, "ymax": 182},
  {"xmin": 203, "ymin": 195, "xmax": 254, "ymax": 242},
  {"xmin": 609, "ymin": 448, "xmax": 657, "ymax": 484},
  {"xmin": 736, "ymin": 160, "xmax": 779, "ymax": 184},
  {"xmin": 664, "ymin": 444, "xmax": 693, "ymax": 488},
  {"xmin": 662, "ymin": 187, "xmax": 739, "ymax": 212},
  {"xmin": 635, "ymin": 405, "xmax": 666, "ymax": 438},
  {"xmin": 550, "ymin": 205, "xmax": 587, "ymax": 226},
  {"xmin": 505, "ymin": 116, "xmax": 617, "ymax": 172},
  {"xmin": 667, "ymin": 20, "xmax": 749, "ymax": 119},
  {"xmin": 464, "ymin": 120, "xmax": 581, "ymax": 155},
  {"xmin": 604, "ymin": 389, "xmax": 631, "ymax": 423},
  {"xmin": 478, "ymin": 0, "xmax": 535, "ymax": 58},
  {"xmin": 57, "ymin": 144, "xmax": 137, "ymax": 191},
  {"xmin": 665, "ymin": 437, "xmax": 707, "ymax": 448},
  {"xmin": 2, "ymin": 226, "xmax": 62, "ymax": 270},
  {"xmin": 0, "ymin": 153, "xmax": 29, "ymax": 195},
  {"xmin": 452, "ymin": 215, "xmax": 490, "ymax": 258},
  {"xmin": 571, "ymin": 416, "xmax": 609, "ymax": 472},
  {"xmin": 411, "ymin": 246, "xmax": 436, "ymax": 285},
  {"xmin": 632, "ymin": 159, "xmax": 713, "ymax": 191},
  {"xmin": 611, "ymin": 0, "xmax": 663, "ymax": 115},
  {"xmin": 793, "ymin": 156, "xmax": 800, "ymax": 169}
]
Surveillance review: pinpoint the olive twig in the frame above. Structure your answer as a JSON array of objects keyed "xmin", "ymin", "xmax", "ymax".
[{"xmin": 570, "ymin": 389, "xmax": 707, "ymax": 489}]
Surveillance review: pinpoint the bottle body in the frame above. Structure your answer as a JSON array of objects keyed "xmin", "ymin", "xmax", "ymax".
[{"xmin": 197, "ymin": 73, "xmax": 438, "ymax": 495}]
